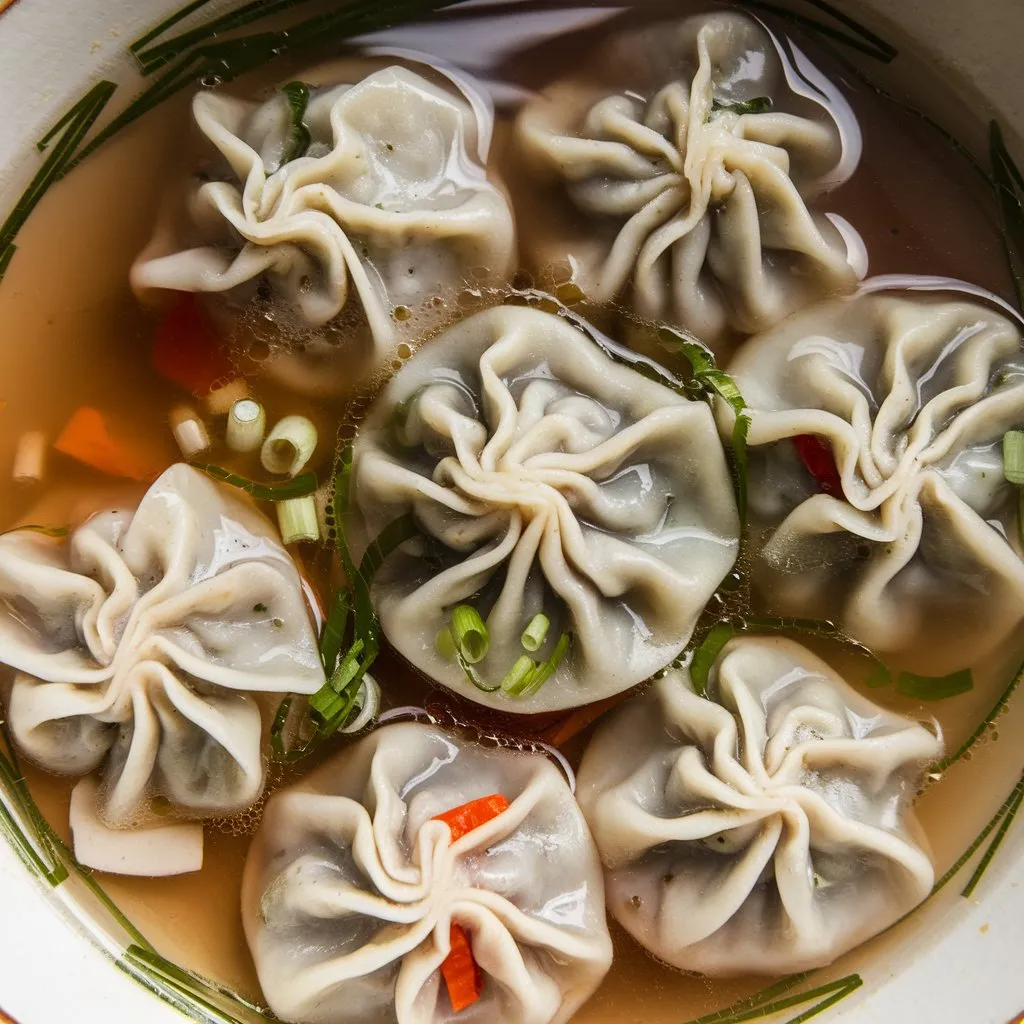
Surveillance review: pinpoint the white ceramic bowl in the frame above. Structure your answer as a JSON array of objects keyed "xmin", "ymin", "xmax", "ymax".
[{"xmin": 0, "ymin": 1, "xmax": 1022, "ymax": 1022}]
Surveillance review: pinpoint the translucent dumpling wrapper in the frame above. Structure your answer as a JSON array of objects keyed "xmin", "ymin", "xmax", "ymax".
[
  {"xmin": 719, "ymin": 288, "xmax": 1024, "ymax": 662},
  {"xmin": 349, "ymin": 305, "xmax": 740, "ymax": 712},
  {"xmin": 0, "ymin": 464, "xmax": 325, "ymax": 827},
  {"xmin": 577, "ymin": 635, "xmax": 941, "ymax": 976},
  {"xmin": 516, "ymin": 11, "xmax": 865, "ymax": 345},
  {"xmin": 242, "ymin": 721, "xmax": 613, "ymax": 1024},
  {"xmin": 131, "ymin": 59, "xmax": 516, "ymax": 390}
]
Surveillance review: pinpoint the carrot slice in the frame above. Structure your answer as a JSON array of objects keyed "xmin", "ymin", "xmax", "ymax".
[
  {"xmin": 153, "ymin": 295, "xmax": 233, "ymax": 396},
  {"xmin": 793, "ymin": 434, "xmax": 843, "ymax": 497},
  {"xmin": 432, "ymin": 794, "xmax": 510, "ymax": 842},
  {"xmin": 54, "ymin": 408, "xmax": 161, "ymax": 481},
  {"xmin": 441, "ymin": 924, "xmax": 482, "ymax": 1012},
  {"xmin": 432, "ymin": 794, "xmax": 510, "ymax": 1012}
]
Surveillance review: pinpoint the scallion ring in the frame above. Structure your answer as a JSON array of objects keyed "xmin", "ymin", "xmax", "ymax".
[
  {"xmin": 500, "ymin": 655, "xmax": 535, "ymax": 693},
  {"xmin": 227, "ymin": 399, "xmax": 266, "ymax": 453},
  {"xmin": 520, "ymin": 613, "xmax": 550, "ymax": 652},
  {"xmin": 261, "ymin": 415, "xmax": 318, "ymax": 477},
  {"xmin": 277, "ymin": 495, "xmax": 319, "ymax": 545},
  {"xmin": 339, "ymin": 673, "xmax": 381, "ymax": 734},
  {"xmin": 450, "ymin": 605, "xmax": 489, "ymax": 664}
]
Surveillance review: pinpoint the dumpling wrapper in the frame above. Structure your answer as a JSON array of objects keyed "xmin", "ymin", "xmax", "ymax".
[
  {"xmin": 0, "ymin": 463, "xmax": 324, "ymax": 827},
  {"xmin": 720, "ymin": 289, "xmax": 1024, "ymax": 661},
  {"xmin": 69, "ymin": 777, "xmax": 203, "ymax": 876},
  {"xmin": 242, "ymin": 721, "xmax": 612, "ymax": 1024},
  {"xmin": 517, "ymin": 11, "xmax": 865, "ymax": 346},
  {"xmin": 577, "ymin": 636, "xmax": 941, "ymax": 976},
  {"xmin": 350, "ymin": 305, "xmax": 740, "ymax": 712},
  {"xmin": 132, "ymin": 61, "xmax": 516, "ymax": 391}
]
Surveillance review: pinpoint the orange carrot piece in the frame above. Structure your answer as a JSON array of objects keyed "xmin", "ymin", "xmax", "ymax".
[
  {"xmin": 432, "ymin": 794, "xmax": 510, "ymax": 842},
  {"xmin": 441, "ymin": 924, "xmax": 482, "ymax": 1012},
  {"xmin": 153, "ymin": 295, "xmax": 233, "ymax": 396},
  {"xmin": 433, "ymin": 795, "xmax": 509, "ymax": 1012},
  {"xmin": 54, "ymin": 408, "xmax": 160, "ymax": 481}
]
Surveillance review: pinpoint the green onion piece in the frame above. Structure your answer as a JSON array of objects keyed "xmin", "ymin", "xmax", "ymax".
[
  {"xmin": 896, "ymin": 668, "xmax": 974, "ymax": 701},
  {"xmin": 689, "ymin": 622, "xmax": 738, "ymax": 696},
  {"xmin": 310, "ymin": 639, "xmax": 366, "ymax": 721},
  {"xmin": 191, "ymin": 463, "xmax": 318, "ymax": 500},
  {"xmin": 226, "ymin": 399, "xmax": 265, "ymax": 453},
  {"xmin": 500, "ymin": 654, "xmax": 537, "ymax": 694},
  {"xmin": 1003, "ymin": 430, "xmax": 1024, "ymax": 485},
  {"xmin": 280, "ymin": 81, "xmax": 311, "ymax": 165},
  {"xmin": 436, "ymin": 626, "xmax": 456, "ymax": 659},
  {"xmin": 269, "ymin": 696, "xmax": 292, "ymax": 759},
  {"xmin": 276, "ymin": 495, "xmax": 319, "ymax": 545},
  {"xmin": 262, "ymin": 415, "xmax": 318, "ymax": 477},
  {"xmin": 661, "ymin": 332, "xmax": 750, "ymax": 526},
  {"xmin": 339, "ymin": 673, "xmax": 381, "ymax": 734},
  {"xmin": 520, "ymin": 613, "xmax": 550, "ymax": 653},
  {"xmin": 456, "ymin": 648, "xmax": 503, "ymax": 692},
  {"xmin": 319, "ymin": 589, "xmax": 351, "ymax": 675},
  {"xmin": 450, "ymin": 605, "xmax": 489, "ymax": 664},
  {"xmin": 507, "ymin": 633, "xmax": 571, "ymax": 698},
  {"xmin": 1, "ymin": 524, "xmax": 69, "ymax": 538},
  {"xmin": 712, "ymin": 96, "xmax": 773, "ymax": 115}
]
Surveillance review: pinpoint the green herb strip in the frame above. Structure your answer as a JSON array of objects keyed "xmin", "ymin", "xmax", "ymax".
[
  {"xmin": 190, "ymin": 463, "xmax": 318, "ymax": 499},
  {"xmin": 712, "ymin": 96, "xmax": 773, "ymax": 115},
  {"xmin": 280, "ymin": 81, "xmax": 311, "ymax": 165},
  {"xmin": 0, "ymin": 524, "xmax": 69, "ymax": 538},
  {"xmin": 0, "ymin": 81, "xmax": 116, "ymax": 283},
  {"xmin": 682, "ymin": 971, "xmax": 863, "ymax": 1024},
  {"xmin": 663, "ymin": 332, "xmax": 751, "ymax": 526},
  {"xmin": 895, "ymin": 667, "xmax": 973, "ymax": 701},
  {"xmin": 273, "ymin": 447, "xmax": 418, "ymax": 756},
  {"xmin": 959, "ymin": 773, "xmax": 1024, "ymax": 899}
]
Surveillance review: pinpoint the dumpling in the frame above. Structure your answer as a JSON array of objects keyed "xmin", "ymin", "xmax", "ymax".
[
  {"xmin": 720, "ymin": 288, "xmax": 1024, "ymax": 661},
  {"xmin": 0, "ymin": 464, "xmax": 325, "ymax": 826},
  {"xmin": 576, "ymin": 635, "xmax": 941, "ymax": 976},
  {"xmin": 350, "ymin": 305, "xmax": 740, "ymax": 712},
  {"xmin": 132, "ymin": 59, "xmax": 516, "ymax": 383},
  {"xmin": 516, "ymin": 11, "xmax": 865, "ymax": 345},
  {"xmin": 242, "ymin": 721, "xmax": 612, "ymax": 1024}
]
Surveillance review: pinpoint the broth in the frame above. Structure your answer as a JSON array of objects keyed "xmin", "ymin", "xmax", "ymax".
[{"xmin": 0, "ymin": 1, "xmax": 1021, "ymax": 1021}]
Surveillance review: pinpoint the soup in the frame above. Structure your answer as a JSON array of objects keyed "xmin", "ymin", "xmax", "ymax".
[{"xmin": 0, "ymin": 1, "xmax": 1022, "ymax": 1022}]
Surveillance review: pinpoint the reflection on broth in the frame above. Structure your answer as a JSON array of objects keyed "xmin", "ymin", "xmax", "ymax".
[{"xmin": 0, "ymin": 1, "xmax": 1022, "ymax": 1022}]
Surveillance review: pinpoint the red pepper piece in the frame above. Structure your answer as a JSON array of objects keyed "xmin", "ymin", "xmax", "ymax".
[
  {"xmin": 793, "ymin": 434, "xmax": 843, "ymax": 497},
  {"xmin": 152, "ymin": 295, "xmax": 233, "ymax": 396}
]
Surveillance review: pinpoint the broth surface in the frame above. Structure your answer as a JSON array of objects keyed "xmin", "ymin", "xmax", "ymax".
[{"xmin": 0, "ymin": 2, "xmax": 1021, "ymax": 1020}]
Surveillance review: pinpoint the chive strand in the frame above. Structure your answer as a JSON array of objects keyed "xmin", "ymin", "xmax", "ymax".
[
  {"xmin": 129, "ymin": 0, "xmax": 218, "ymax": 59},
  {"xmin": 0, "ymin": 81, "xmax": 116, "ymax": 285},
  {"xmin": 190, "ymin": 462, "xmax": 318, "ymax": 499},
  {"xmin": 960, "ymin": 775, "xmax": 1024, "ymax": 899}
]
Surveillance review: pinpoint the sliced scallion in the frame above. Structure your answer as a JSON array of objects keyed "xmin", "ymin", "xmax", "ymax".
[
  {"xmin": 280, "ymin": 81, "xmax": 311, "ymax": 165},
  {"xmin": 689, "ymin": 622, "xmax": 739, "ymax": 696},
  {"xmin": 505, "ymin": 633, "xmax": 571, "ymax": 698},
  {"xmin": 276, "ymin": 496, "xmax": 319, "ymax": 544},
  {"xmin": 261, "ymin": 415, "xmax": 318, "ymax": 477},
  {"xmin": 1003, "ymin": 430, "xmax": 1024, "ymax": 485},
  {"xmin": 450, "ymin": 605, "xmax": 489, "ymax": 664},
  {"xmin": 226, "ymin": 399, "xmax": 265, "ymax": 453},
  {"xmin": 500, "ymin": 655, "xmax": 536, "ymax": 694},
  {"xmin": 520, "ymin": 613, "xmax": 550, "ymax": 653},
  {"xmin": 895, "ymin": 668, "xmax": 974, "ymax": 701},
  {"xmin": 339, "ymin": 673, "xmax": 381, "ymax": 734},
  {"xmin": 170, "ymin": 406, "xmax": 210, "ymax": 460},
  {"xmin": 436, "ymin": 626, "xmax": 456, "ymax": 659},
  {"xmin": 191, "ymin": 463, "xmax": 318, "ymax": 500}
]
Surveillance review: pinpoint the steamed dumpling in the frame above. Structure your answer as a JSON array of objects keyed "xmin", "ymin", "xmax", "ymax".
[
  {"xmin": 577, "ymin": 636, "xmax": 941, "ymax": 976},
  {"xmin": 132, "ymin": 60, "xmax": 516, "ymax": 366},
  {"xmin": 0, "ymin": 464, "xmax": 324, "ymax": 826},
  {"xmin": 517, "ymin": 11, "xmax": 864, "ymax": 345},
  {"xmin": 350, "ymin": 305, "xmax": 740, "ymax": 712},
  {"xmin": 242, "ymin": 721, "xmax": 612, "ymax": 1024},
  {"xmin": 721, "ymin": 289, "xmax": 1024, "ymax": 661}
]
